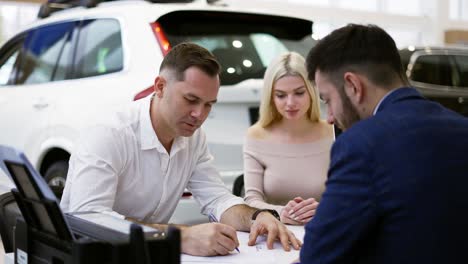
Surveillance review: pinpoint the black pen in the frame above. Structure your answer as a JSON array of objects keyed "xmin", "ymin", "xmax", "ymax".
[{"xmin": 208, "ymin": 213, "xmax": 240, "ymax": 253}]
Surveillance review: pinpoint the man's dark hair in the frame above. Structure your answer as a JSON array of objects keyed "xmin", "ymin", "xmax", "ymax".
[
  {"xmin": 306, "ymin": 24, "xmax": 408, "ymax": 89},
  {"xmin": 160, "ymin": 42, "xmax": 221, "ymax": 80}
]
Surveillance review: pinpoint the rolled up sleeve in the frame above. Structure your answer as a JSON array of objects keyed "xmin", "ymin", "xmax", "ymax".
[{"xmin": 187, "ymin": 132, "xmax": 244, "ymax": 221}]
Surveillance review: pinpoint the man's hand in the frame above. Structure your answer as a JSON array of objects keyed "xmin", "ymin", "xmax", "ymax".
[
  {"xmin": 248, "ymin": 211, "xmax": 302, "ymax": 251},
  {"xmin": 282, "ymin": 197, "xmax": 318, "ymax": 224},
  {"xmin": 181, "ymin": 223, "xmax": 240, "ymax": 256}
]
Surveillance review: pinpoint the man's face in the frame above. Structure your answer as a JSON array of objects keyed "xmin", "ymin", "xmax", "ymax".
[
  {"xmin": 315, "ymin": 70, "xmax": 360, "ymax": 131},
  {"xmin": 159, "ymin": 66, "xmax": 219, "ymax": 137}
]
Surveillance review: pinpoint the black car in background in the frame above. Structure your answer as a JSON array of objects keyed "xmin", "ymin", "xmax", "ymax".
[{"xmin": 399, "ymin": 46, "xmax": 468, "ymax": 116}]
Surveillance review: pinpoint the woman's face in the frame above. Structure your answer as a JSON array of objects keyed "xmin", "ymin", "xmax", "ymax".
[{"xmin": 272, "ymin": 75, "xmax": 311, "ymax": 121}]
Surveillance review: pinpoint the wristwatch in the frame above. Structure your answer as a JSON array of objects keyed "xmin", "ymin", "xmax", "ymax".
[{"xmin": 251, "ymin": 209, "xmax": 280, "ymax": 221}]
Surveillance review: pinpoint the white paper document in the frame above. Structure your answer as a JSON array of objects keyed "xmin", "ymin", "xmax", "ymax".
[{"xmin": 181, "ymin": 225, "xmax": 304, "ymax": 264}]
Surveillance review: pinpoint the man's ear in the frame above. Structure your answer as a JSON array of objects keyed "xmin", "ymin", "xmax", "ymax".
[
  {"xmin": 343, "ymin": 72, "xmax": 364, "ymax": 104},
  {"xmin": 154, "ymin": 76, "xmax": 165, "ymax": 98}
]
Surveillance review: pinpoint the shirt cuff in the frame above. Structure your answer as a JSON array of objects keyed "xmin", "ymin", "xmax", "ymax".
[{"xmin": 213, "ymin": 196, "xmax": 245, "ymax": 221}]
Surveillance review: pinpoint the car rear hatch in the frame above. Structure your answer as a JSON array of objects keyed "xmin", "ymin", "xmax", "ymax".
[{"xmin": 154, "ymin": 10, "xmax": 315, "ymax": 175}]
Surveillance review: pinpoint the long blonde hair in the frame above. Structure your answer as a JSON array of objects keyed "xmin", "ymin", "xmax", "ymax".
[{"xmin": 258, "ymin": 52, "xmax": 321, "ymax": 128}]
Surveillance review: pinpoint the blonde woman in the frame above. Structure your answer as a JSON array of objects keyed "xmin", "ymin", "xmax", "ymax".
[{"xmin": 243, "ymin": 52, "xmax": 334, "ymax": 225}]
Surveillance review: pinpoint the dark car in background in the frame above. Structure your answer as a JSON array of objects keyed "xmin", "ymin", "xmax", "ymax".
[{"xmin": 399, "ymin": 46, "xmax": 468, "ymax": 116}]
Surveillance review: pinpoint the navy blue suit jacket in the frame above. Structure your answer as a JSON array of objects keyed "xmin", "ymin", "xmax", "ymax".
[{"xmin": 301, "ymin": 87, "xmax": 468, "ymax": 263}]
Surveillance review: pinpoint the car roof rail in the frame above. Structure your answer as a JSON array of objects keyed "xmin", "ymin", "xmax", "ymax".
[
  {"xmin": 37, "ymin": 0, "xmax": 108, "ymax": 18},
  {"xmin": 37, "ymin": 0, "xmax": 212, "ymax": 19}
]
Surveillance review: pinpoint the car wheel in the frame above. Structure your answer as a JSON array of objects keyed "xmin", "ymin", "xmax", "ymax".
[
  {"xmin": 232, "ymin": 175, "xmax": 245, "ymax": 197},
  {"xmin": 44, "ymin": 161, "xmax": 69, "ymax": 200}
]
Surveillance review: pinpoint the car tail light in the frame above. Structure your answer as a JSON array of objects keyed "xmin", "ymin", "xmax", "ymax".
[
  {"xmin": 150, "ymin": 21, "xmax": 171, "ymax": 56},
  {"xmin": 134, "ymin": 85, "xmax": 154, "ymax": 101},
  {"xmin": 133, "ymin": 22, "xmax": 171, "ymax": 101}
]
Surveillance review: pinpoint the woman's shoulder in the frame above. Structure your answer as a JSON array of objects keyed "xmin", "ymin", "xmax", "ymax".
[
  {"xmin": 246, "ymin": 123, "xmax": 270, "ymax": 140},
  {"xmin": 320, "ymin": 120, "xmax": 335, "ymax": 136}
]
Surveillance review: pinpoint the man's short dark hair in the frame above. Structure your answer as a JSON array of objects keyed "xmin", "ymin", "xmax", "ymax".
[
  {"xmin": 160, "ymin": 42, "xmax": 221, "ymax": 81},
  {"xmin": 306, "ymin": 24, "xmax": 408, "ymax": 89}
]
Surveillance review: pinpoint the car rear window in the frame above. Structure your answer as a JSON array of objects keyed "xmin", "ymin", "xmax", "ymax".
[
  {"xmin": 411, "ymin": 54, "xmax": 453, "ymax": 87},
  {"xmin": 406, "ymin": 52, "xmax": 468, "ymax": 88},
  {"xmin": 157, "ymin": 11, "xmax": 315, "ymax": 86},
  {"xmin": 453, "ymin": 55, "xmax": 468, "ymax": 88},
  {"xmin": 18, "ymin": 21, "xmax": 76, "ymax": 84},
  {"xmin": 75, "ymin": 19, "xmax": 123, "ymax": 78}
]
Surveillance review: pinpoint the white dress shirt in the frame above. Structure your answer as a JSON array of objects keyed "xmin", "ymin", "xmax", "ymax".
[{"xmin": 60, "ymin": 95, "xmax": 244, "ymax": 223}]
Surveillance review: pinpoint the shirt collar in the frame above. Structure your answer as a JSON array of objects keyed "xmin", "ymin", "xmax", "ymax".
[
  {"xmin": 139, "ymin": 94, "xmax": 187, "ymax": 155},
  {"xmin": 372, "ymin": 89, "xmax": 399, "ymax": 115}
]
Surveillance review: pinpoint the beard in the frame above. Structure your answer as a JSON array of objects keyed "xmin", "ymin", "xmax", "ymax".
[{"xmin": 336, "ymin": 90, "xmax": 361, "ymax": 131}]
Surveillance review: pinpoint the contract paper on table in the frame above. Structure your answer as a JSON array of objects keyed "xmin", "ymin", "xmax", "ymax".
[{"xmin": 181, "ymin": 225, "xmax": 305, "ymax": 264}]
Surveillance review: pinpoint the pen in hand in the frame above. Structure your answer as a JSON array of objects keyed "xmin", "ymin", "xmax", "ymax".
[{"xmin": 208, "ymin": 213, "xmax": 240, "ymax": 253}]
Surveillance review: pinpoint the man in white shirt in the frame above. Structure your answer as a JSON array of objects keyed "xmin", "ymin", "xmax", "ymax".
[{"xmin": 61, "ymin": 42, "xmax": 301, "ymax": 256}]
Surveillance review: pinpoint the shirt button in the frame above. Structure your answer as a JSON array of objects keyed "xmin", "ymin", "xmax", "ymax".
[{"xmin": 161, "ymin": 155, "xmax": 169, "ymax": 172}]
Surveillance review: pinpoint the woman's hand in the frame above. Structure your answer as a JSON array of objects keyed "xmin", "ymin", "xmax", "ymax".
[
  {"xmin": 281, "ymin": 197, "xmax": 304, "ymax": 225},
  {"xmin": 281, "ymin": 197, "xmax": 319, "ymax": 224}
]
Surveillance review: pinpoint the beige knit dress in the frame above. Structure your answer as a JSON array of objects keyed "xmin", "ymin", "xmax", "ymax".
[{"xmin": 243, "ymin": 136, "xmax": 333, "ymax": 215}]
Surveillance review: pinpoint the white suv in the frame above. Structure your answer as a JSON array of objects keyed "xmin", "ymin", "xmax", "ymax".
[{"xmin": 0, "ymin": 0, "xmax": 315, "ymax": 224}]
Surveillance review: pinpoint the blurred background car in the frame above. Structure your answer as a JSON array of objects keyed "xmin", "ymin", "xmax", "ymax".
[
  {"xmin": 0, "ymin": 0, "xmax": 317, "ymax": 224},
  {"xmin": 399, "ymin": 46, "xmax": 468, "ymax": 116}
]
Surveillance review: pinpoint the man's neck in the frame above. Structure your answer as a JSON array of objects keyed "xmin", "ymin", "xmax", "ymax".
[
  {"xmin": 365, "ymin": 82, "xmax": 403, "ymax": 118},
  {"xmin": 150, "ymin": 97, "xmax": 175, "ymax": 153},
  {"xmin": 158, "ymin": 135, "xmax": 174, "ymax": 154}
]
